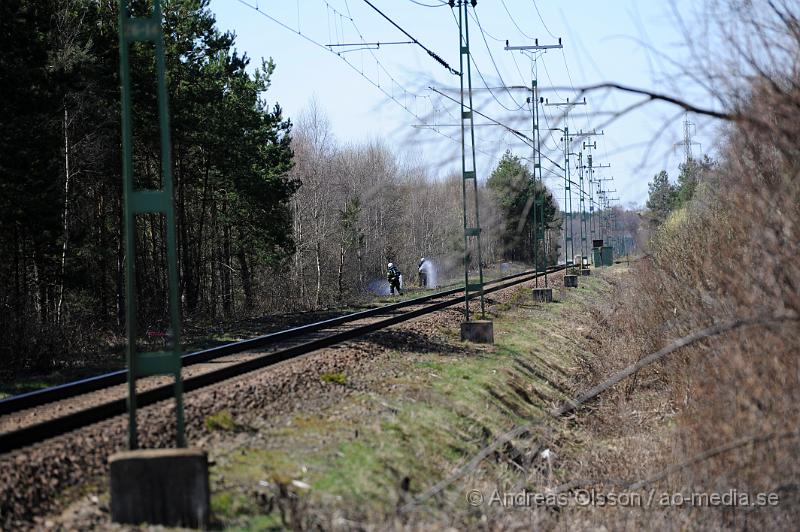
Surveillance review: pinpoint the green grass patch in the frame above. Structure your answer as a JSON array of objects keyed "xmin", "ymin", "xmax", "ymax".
[
  {"xmin": 211, "ymin": 490, "xmax": 254, "ymax": 521},
  {"xmin": 205, "ymin": 410, "xmax": 242, "ymax": 432},
  {"xmin": 0, "ymin": 379, "xmax": 54, "ymax": 398},
  {"xmin": 209, "ymin": 279, "xmax": 609, "ymax": 528},
  {"xmin": 320, "ymin": 372, "xmax": 347, "ymax": 385}
]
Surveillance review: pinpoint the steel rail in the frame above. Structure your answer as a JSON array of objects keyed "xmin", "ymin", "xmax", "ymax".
[
  {"xmin": 0, "ymin": 267, "xmax": 542, "ymax": 417},
  {"xmin": 0, "ymin": 265, "xmax": 565, "ymax": 454}
]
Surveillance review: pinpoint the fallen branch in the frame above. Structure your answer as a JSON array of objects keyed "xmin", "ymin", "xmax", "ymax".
[
  {"xmin": 552, "ymin": 314, "xmax": 798, "ymax": 417},
  {"xmin": 404, "ymin": 313, "xmax": 798, "ymax": 510},
  {"xmin": 626, "ymin": 430, "xmax": 800, "ymax": 490},
  {"xmin": 544, "ymin": 430, "xmax": 800, "ymax": 493}
]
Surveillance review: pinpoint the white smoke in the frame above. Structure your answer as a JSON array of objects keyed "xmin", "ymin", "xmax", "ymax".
[
  {"xmin": 368, "ymin": 278, "xmax": 390, "ymax": 295},
  {"xmin": 420, "ymin": 259, "xmax": 438, "ymax": 288}
]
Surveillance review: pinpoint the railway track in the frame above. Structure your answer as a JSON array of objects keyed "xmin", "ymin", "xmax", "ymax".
[{"xmin": 0, "ymin": 265, "xmax": 565, "ymax": 455}]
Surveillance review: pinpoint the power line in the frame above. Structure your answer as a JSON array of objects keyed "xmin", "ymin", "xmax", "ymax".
[
  {"xmin": 325, "ymin": 41, "xmax": 414, "ymax": 51},
  {"xmin": 448, "ymin": 8, "xmax": 523, "ymax": 113},
  {"xmin": 561, "ymin": 47, "xmax": 591, "ymax": 132},
  {"xmin": 234, "ymin": 0, "xmax": 470, "ymax": 154},
  {"xmin": 470, "ymin": 9, "xmax": 526, "ymax": 110},
  {"xmin": 530, "ymin": 0, "xmax": 557, "ymax": 39},
  {"xmin": 406, "ymin": 0, "xmax": 448, "ymax": 6},
  {"xmin": 362, "ymin": 0, "xmax": 460, "ymax": 75},
  {"xmin": 430, "ymin": 87, "xmax": 532, "ymax": 146},
  {"xmin": 429, "ymin": 87, "xmax": 566, "ymax": 171},
  {"xmin": 338, "ymin": 4, "xmax": 424, "ymax": 101},
  {"xmin": 500, "ymin": 0, "xmax": 534, "ymax": 40},
  {"xmin": 540, "ymin": 54, "xmax": 565, "ymax": 101},
  {"xmin": 236, "ymin": 0, "xmax": 555, "ymax": 171},
  {"xmin": 509, "ymin": 50, "xmax": 530, "ymax": 88}
]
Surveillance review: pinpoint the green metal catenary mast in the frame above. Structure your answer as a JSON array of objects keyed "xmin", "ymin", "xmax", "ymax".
[
  {"xmin": 579, "ymin": 130, "xmax": 603, "ymax": 262},
  {"xmin": 577, "ymin": 151, "xmax": 587, "ymax": 260},
  {"xmin": 118, "ymin": 0, "xmax": 185, "ymax": 450},
  {"xmin": 504, "ymin": 39, "xmax": 563, "ymax": 286},
  {"xmin": 544, "ymin": 97, "xmax": 585, "ymax": 266},
  {"xmin": 456, "ymin": 0, "xmax": 486, "ymax": 320}
]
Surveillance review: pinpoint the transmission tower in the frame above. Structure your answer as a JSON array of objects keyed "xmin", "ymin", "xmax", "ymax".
[{"xmin": 676, "ymin": 112, "xmax": 701, "ymax": 164}]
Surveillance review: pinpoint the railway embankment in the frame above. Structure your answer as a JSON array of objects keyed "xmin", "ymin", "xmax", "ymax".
[
  {"xmin": 22, "ymin": 260, "xmax": 795, "ymax": 530},
  {"xmin": 35, "ymin": 266, "xmax": 626, "ymax": 530}
]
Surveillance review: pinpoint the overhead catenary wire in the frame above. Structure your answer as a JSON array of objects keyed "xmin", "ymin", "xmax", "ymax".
[
  {"xmin": 430, "ymin": 87, "xmax": 532, "ymax": 148},
  {"xmin": 500, "ymin": 0, "xmax": 534, "ymax": 40},
  {"xmin": 446, "ymin": 7, "xmax": 524, "ymax": 113},
  {"xmin": 239, "ymin": 0, "xmax": 600, "ymax": 193},
  {"xmin": 364, "ymin": 0, "xmax": 588, "ymax": 185},
  {"xmin": 470, "ymin": 8, "xmax": 527, "ymax": 111},
  {"xmin": 526, "ymin": 3, "xmax": 600, "ymax": 222},
  {"xmin": 339, "ymin": 1, "xmax": 488, "ymax": 155},
  {"xmin": 406, "ymin": 0, "xmax": 448, "ymax": 6},
  {"xmin": 530, "ymin": 0, "xmax": 557, "ymax": 39},
  {"xmin": 234, "ymin": 0, "xmax": 481, "ymax": 155},
  {"xmin": 561, "ymin": 47, "xmax": 592, "ymax": 133},
  {"xmin": 362, "ymin": 0, "xmax": 460, "ymax": 75},
  {"xmin": 429, "ymin": 86, "xmax": 567, "ymax": 173},
  {"xmin": 325, "ymin": 40, "xmax": 417, "ymax": 54}
]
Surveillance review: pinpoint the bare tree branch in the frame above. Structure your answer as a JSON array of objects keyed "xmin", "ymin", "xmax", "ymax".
[
  {"xmin": 552, "ymin": 313, "xmax": 798, "ymax": 417},
  {"xmin": 403, "ymin": 313, "xmax": 799, "ymax": 511}
]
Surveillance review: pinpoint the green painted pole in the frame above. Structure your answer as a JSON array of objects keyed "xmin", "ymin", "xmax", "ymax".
[
  {"xmin": 118, "ymin": 0, "xmax": 137, "ymax": 451},
  {"xmin": 118, "ymin": 0, "xmax": 185, "ymax": 449},
  {"xmin": 563, "ymin": 127, "xmax": 571, "ymax": 266},
  {"xmin": 578, "ymin": 151, "xmax": 587, "ymax": 261},
  {"xmin": 457, "ymin": 1, "xmax": 486, "ymax": 320}
]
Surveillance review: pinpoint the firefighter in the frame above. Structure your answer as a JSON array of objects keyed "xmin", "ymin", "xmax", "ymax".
[
  {"xmin": 418, "ymin": 257, "xmax": 428, "ymax": 288},
  {"xmin": 387, "ymin": 262, "xmax": 403, "ymax": 295}
]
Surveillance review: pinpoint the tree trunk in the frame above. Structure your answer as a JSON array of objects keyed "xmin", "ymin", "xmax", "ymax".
[
  {"xmin": 13, "ymin": 225, "xmax": 22, "ymax": 350},
  {"xmin": 237, "ymin": 250, "xmax": 253, "ymax": 312},
  {"xmin": 357, "ymin": 250, "xmax": 364, "ymax": 291},
  {"xmin": 209, "ymin": 201, "xmax": 218, "ymax": 319},
  {"xmin": 33, "ymin": 250, "xmax": 47, "ymax": 324},
  {"xmin": 337, "ymin": 240, "xmax": 344, "ymax": 302},
  {"xmin": 57, "ymin": 105, "xmax": 70, "ymax": 324},
  {"xmin": 293, "ymin": 198, "xmax": 306, "ymax": 307},
  {"xmin": 221, "ymin": 199, "xmax": 232, "ymax": 317},
  {"xmin": 315, "ymin": 241, "xmax": 322, "ymax": 309},
  {"xmin": 193, "ymin": 160, "xmax": 211, "ymax": 312},
  {"xmin": 178, "ymin": 162, "xmax": 199, "ymax": 314}
]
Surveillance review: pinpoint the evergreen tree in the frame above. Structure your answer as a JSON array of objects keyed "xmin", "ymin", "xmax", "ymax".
[
  {"xmin": 675, "ymin": 155, "xmax": 715, "ymax": 208},
  {"xmin": 487, "ymin": 151, "xmax": 558, "ymax": 263},
  {"xmin": 0, "ymin": 0, "xmax": 297, "ymax": 369},
  {"xmin": 646, "ymin": 170, "xmax": 677, "ymax": 226}
]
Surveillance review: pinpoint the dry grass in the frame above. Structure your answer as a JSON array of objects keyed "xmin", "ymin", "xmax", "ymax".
[{"xmin": 567, "ymin": 39, "xmax": 800, "ymax": 529}]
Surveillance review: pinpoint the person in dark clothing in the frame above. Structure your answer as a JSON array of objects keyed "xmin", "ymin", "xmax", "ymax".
[{"xmin": 387, "ymin": 262, "xmax": 403, "ymax": 295}]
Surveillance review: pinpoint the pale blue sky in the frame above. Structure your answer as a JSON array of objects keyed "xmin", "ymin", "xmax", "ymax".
[{"xmin": 208, "ymin": 0, "xmax": 718, "ymax": 207}]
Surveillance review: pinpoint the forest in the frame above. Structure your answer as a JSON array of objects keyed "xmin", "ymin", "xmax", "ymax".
[{"xmin": 0, "ymin": 0, "xmax": 603, "ymax": 376}]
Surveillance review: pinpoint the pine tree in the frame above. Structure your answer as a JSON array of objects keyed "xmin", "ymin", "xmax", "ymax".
[
  {"xmin": 675, "ymin": 155, "xmax": 715, "ymax": 208},
  {"xmin": 646, "ymin": 170, "xmax": 677, "ymax": 225},
  {"xmin": 487, "ymin": 151, "xmax": 558, "ymax": 262}
]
